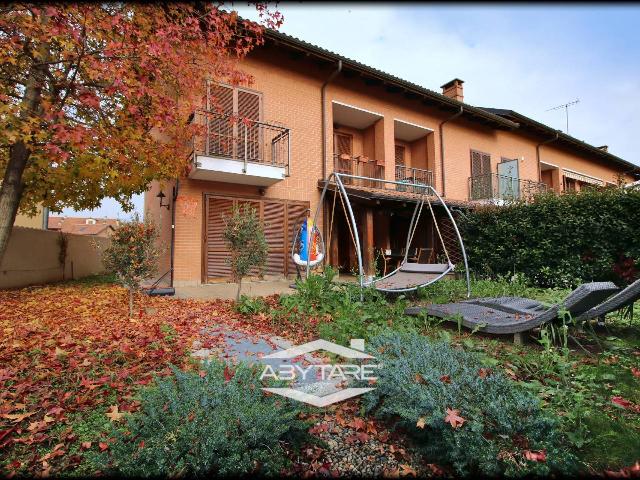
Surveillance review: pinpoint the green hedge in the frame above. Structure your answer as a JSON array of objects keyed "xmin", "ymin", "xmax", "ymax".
[{"xmin": 459, "ymin": 187, "xmax": 640, "ymax": 287}]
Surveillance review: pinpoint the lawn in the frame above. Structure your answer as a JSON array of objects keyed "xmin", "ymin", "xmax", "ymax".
[{"xmin": 1, "ymin": 273, "xmax": 639, "ymax": 477}]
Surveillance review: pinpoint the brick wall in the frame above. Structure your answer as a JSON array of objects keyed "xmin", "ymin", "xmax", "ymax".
[{"xmin": 146, "ymin": 44, "xmax": 635, "ymax": 285}]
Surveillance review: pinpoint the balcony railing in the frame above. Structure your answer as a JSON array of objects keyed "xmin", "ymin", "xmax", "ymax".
[
  {"xmin": 192, "ymin": 110, "xmax": 290, "ymax": 174},
  {"xmin": 395, "ymin": 165, "xmax": 434, "ymax": 194},
  {"xmin": 333, "ymin": 154, "xmax": 385, "ymax": 188},
  {"xmin": 468, "ymin": 173, "xmax": 547, "ymax": 203}
]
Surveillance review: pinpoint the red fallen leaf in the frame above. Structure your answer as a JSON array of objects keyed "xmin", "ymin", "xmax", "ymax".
[
  {"xmin": 344, "ymin": 434, "xmax": 359, "ymax": 444},
  {"xmin": 612, "ymin": 396, "xmax": 634, "ymax": 409},
  {"xmin": 524, "ymin": 450, "xmax": 547, "ymax": 462},
  {"xmin": 444, "ymin": 408, "xmax": 465, "ymax": 429},
  {"xmin": 350, "ymin": 417, "xmax": 366, "ymax": 431},
  {"xmin": 478, "ymin": 368, "xmax": 491, "ymax": 379},
  {"xmin": 440, "ymin": 375, "xmax": 451, "ymax": 384},
  {"xmin": 98, "ymin": 442, "xmax": 109, "ymax": 451},
  {"xmin": 80, "ymin": 441, "xmax": 92, "ymax": 450},
  {"xmin": 356, "ymin": 432, "xmax": 369, "ymax": 443},
  {"xmin": 631, "ymin": 367, "xmax": 640, "ymax": 378},
  {"xmin": 138, "ymin": 440, "xmax": 145, "ymax": 449},
  {"xmin": 198, "ymin": 370, "xmax": 207, "ymax": 378},
  {"xmin": 426, "ymin": 463, "xmax": 445, "ymax": 476},
  {"xmin": 378, "ymin": 430, "xmax": 390, "ymax": 442},
  {"xmin": 223, "ymin": 365, "xmax": 234, "ymax": 383}
]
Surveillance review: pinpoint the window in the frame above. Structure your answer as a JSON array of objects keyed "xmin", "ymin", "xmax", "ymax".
[
  {"xmin": 206, "ymin": 83, "xmax": 262, "ymax": 160},
  {"xmin": 470, "ymin": 150, "xmax": 491, "ymax": 176},
  {"xmin": 563, "ymin": 176, "xmax": 577, "ymax": 191},
  {"xmin": 395, "ymin": 145, "xmax": 406, "ymax": 166}
]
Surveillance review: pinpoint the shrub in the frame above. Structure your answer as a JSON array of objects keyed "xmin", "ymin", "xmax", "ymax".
[
  {"xmin": 460, "ymin": 186, "xmax": 640, "ymax": 288},
  {"xmin": 223, "ymin": 204, "xmax": 268, "ymax": 301},
  {"xmin": 364, "ymin": 331, "xmax": 578, "ymax": 477},
  {"xmin": 99, "ymin": 361, "xmax": 307, "ymax": 477},
  {"xmin": 235, "ymin": 294, "xmax": 268, "ymax": 315},
  {"xmin": 102, "ymin": 215, "xmax": 160, "ymax": 316},
  {"xmin": 278, "ymin": 268, "xmax": 417, "ymax": 344}
]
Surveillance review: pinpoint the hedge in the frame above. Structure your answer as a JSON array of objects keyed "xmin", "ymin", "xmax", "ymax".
[{"xmin": 459, "ymin": 186, "xmax": 640, "ymax": 288}]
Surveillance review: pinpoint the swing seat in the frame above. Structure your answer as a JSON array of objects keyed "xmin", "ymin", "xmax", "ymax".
[
  {"xmin": 400, "ymin": 263, "xmax": 451, "ymax": 274},
  {"xmin": 293, "ymin": 252, "xmax": 324, "ymax": 268}
]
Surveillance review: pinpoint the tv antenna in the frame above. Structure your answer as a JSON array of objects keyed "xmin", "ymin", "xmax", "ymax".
[{"xmin": 546, "ymin": 99, "xmax": 579, "ymax": 134}]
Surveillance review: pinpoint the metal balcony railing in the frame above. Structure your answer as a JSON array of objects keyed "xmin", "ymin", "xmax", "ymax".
[
  {"xmin": 468, "ymin": 173, "xmax": 547, "ymax": 203},
  {"xmin": 395, "ymin": 165, "xmax": 434, "ymax": 194},
  {"xmin": 192, "ymin": 110, "xmax": 290, "ymax": 174},
  {"xmin": 333, "ymin": 154, "xmax": 385, "ymax": 188}
]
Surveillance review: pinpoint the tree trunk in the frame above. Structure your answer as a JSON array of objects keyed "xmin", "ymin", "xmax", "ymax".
[
  {"xmin": 0, "ymin": 13, "xmax": 49, "ymax": 265},
  {"xmin": 0, "ymin": 144, "xmax": 29, "ymax": 263},
  {"xmin": 236, "ymin": 277, "xmax": 242, "ymax": 302}
]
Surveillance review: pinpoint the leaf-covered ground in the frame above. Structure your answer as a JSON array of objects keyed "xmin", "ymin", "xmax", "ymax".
[{"xmin": 0, "ymin": 281, "xmax": 318, "ymax": 477}]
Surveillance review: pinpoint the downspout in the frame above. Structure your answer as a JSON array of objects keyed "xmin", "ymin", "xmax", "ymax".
[
  {"xmin": 320, "ymin": 60, "xmax": 342, "ymax": 255},
  {"xmin": 169, "ymin": 179, "xmax": 179, "ymax": 288},
  {"xmin": 536, "ymin": 132, "xmax": 559, "ymax": 182},
  {"xmin": 438, "ymin": 106, "xmax": 463, "ymax": 196}
]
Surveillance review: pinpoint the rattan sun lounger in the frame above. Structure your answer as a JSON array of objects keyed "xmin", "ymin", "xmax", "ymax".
[{"xmin": 405, "ymin": 281, "xmax": 619, "ymax": 336}]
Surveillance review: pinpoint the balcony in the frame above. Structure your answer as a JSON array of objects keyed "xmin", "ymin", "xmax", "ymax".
[
  {"xmin": 395, "ymin": 165, "xmax": 434, "ymax": 194},
  {"xmin": 468, "ymin": 173, "xmax": 547, "ymax": 204},
  {"xmin": 190, "ymin": 110, "xmax": 289, "ymax": 186},
  {"xmin": 333, "ymin": 153, "xmax": 385, "ymax": 188}
]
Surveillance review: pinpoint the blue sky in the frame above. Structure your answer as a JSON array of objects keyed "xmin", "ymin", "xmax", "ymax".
[{"xmin": 64, "ymin": 3, "xmax": 640, "ymax": 219}]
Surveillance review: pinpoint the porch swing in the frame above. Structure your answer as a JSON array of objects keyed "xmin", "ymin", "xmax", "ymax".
[{"xmin": 311, "ymin": 172, "xmax": 471, "ymax": 296}]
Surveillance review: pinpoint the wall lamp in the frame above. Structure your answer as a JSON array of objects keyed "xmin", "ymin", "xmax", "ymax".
[{"xmin": 157, "ymin": 190, "xmax": 170, "ymax": 210}]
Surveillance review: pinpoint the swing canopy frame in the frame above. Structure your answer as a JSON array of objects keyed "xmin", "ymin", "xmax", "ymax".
[{"xmin": 312, "ymin": 172, "xmax": 471, "ymax": 296}]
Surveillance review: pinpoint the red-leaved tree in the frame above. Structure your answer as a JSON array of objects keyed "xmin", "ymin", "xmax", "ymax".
[{"xmin": 0, "ymin": 3, "xmax": 282, "ymax": 262}]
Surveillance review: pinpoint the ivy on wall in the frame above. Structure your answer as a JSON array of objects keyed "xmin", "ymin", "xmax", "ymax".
[{"xmin": 459, "ymin": 187, "xmax": 640, "ymax": 288}]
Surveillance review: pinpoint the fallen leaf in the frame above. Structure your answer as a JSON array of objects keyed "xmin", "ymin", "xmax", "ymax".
[
  {"xmin": 631, "ymin": 367, "xmax": 640, "ymax": 378},
  {"xmin": 439, "ymin": 375, "xmax": 451, "ymax": 384},
  {"xmin": 98, "ymin": 442, "xmax": 109, "ymax": 451},
  {"xmin": 444, "ymin": 408, "xmax": 465, "ymax": 429},
  {"xmin": 524, "ymin": 450, "xmax": 546, "ymax": 462},
  {"xmin": 223, "ymin": 365, "xmax": 234, "ymax": 383},
  {"xmin": 80, "ymin": 442, "xmax": 92, "ymax": 450},
  {"xmin": 399, "ymin": 464, "xmax": 417, "ymax": 477},
  {"xmin": 106, "ymin": 405, "xmax": 124, "ymax": 422},
  {"xmin": 478, "ymin": 368, "xmax": 491, "ymax": 379},
  {"xmin": 416, "ymin": 416, "xmax": 426, "ymax": 429}
]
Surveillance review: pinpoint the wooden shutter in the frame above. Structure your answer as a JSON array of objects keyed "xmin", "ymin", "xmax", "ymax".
[
  {"xmin": 208, "ymin": 84, "xmax": 234, "ymax": 157},
  {"xmin": 205, "ymin": 196, "xmax": 234, "ymax": 279},
  {"xmin": 395, "ymin": 145, "xmax": 405, "ymax": 166},
  {"xmin": 471, "ymin": 150, "xmax": 491, "ymax": 176},
  {"xmin": 334, "ymin": 132, "xmax": 353, "ymax": 156},
  {"xmin": 263, "ymin": 200, "xmax": 286, "ymax": 276},
  {"xmin": 286, "ymin": 202, "xmax": 311, "ymax": 275},
  {"xmin": 237, "ymin": 89, "xmax": 261, "ymax": 163},
  {"xmin": 235, "ymin": 199, "xmax": 262, "ymax": 276}
]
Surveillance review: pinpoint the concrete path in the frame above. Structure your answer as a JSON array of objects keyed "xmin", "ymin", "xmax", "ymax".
[{"xmin": 192, "ymin": 326, "xmax": 341, "ymax": 395}]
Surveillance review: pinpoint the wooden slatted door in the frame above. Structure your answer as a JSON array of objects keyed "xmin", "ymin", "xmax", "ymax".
[
  {"xmin": 237, "ymin": 89, "xmax": 261, "ymax": 163},
  {"xmin": 263, "ymin": 201, "xmax": 286, "ymax": 276},
  {"xmin": 205, "ymin": 195, "xmax": 309, "ymax": 281},
  {"xmin": 205, "ymin": 196, "xmax": 234, "ymax": 278}
]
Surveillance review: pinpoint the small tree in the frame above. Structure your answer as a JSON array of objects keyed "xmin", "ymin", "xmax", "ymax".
[
  {"xmin": 223, "ymin": 204, "xmax": 268, "ymax": 301},
  {"xmin": 102, "ymin": 216, "xmax": 160, "ymax": 316}
]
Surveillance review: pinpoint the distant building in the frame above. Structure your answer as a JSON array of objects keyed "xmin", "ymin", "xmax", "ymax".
[
  {"xmin": 14, "ymin": 205, "xmax": 47, "ymax": 229},
  {"xmin": 48, "ymin": 216, "xmax": 118, "ymax": 237}
]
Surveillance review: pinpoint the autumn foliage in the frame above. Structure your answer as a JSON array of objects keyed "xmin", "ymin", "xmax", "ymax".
[{"xmin": 0, "ymin": 3, "xmax": 282, "ymax": 262}]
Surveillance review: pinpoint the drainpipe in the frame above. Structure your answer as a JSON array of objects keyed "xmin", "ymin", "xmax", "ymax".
[
  {"xmin": 320, "ymin": 60, "xmax": 342, "ymax": 256},
  {"xmin": 536, "ymin": 132, "xmax": 559, "ymax": 182},
  {"xmin": 169, "ymin": 179, "xmax": 179, "ymax": 288},
  {"xmin": 438, "ymin": 106, "xmax": 463, "ymax": 196}
]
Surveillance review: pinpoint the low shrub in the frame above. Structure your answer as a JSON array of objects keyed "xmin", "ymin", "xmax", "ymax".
[
  {"xmin": 235, "ymin": 294, "xmax": 268, "ymax": 315},
  {"xmin": 364, "ymin": 331, "xmax": 578, "ymax": 477},
  {"xmin": 278, "ymin": 268, "xmax": 418, "ymax": 344},
  {"xmin": 98, "ymin": 361, "xmax": 307, "ymax": 477}
]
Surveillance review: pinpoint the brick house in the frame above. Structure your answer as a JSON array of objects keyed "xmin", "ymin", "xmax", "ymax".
[{"xmin": 145, "ymin": 29, "xmax": 639, "ymax": 287}]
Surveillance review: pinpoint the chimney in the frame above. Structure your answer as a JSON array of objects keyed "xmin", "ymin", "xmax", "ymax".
[
  {"xmin": 598, "ymin": 145, "xmax": 608, "ymax": 152},
  {"xmin": 441, "ymin": 78, "xmax": 464, "ymax": 102}
]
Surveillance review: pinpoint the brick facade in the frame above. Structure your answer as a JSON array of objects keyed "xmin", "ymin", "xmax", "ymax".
[{"xmin": 145, "ymin": 40, "xmax": 636, "ymax": 286}]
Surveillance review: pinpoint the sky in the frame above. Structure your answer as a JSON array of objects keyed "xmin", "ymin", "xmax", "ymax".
[{"xmin": 63, "ymin": 3, "xmax": 640, "ymax": 220}]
